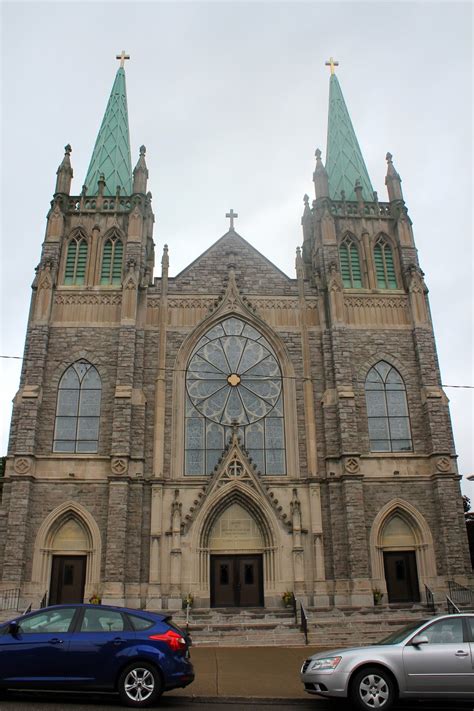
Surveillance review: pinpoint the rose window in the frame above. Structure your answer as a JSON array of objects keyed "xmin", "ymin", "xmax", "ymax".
[{"xmin": 185, "ymin": 317, "xmax": 285, "ymax": 475}]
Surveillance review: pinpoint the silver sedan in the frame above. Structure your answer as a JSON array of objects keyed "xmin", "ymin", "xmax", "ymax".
[{"xmin": 300, "ymin": 613, "xmax": 474, "ymax": 710}]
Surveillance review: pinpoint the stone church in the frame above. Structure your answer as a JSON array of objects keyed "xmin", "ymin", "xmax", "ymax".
[{"xmin": 1, "ymin": 56, "xmax": 470, "ymax": 612}]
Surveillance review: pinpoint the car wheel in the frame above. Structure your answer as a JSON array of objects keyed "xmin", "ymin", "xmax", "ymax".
[
  {"xmin": 350, "ymin": 666, "xmax": 396, "ymax": 711},
  {"xmin": 118, "ymin": 662, "xmax": 162, "ymax": 708}
]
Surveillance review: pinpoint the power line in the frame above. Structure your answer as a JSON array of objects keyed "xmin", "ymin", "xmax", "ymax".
[{"xmin": 0, "ymin": 354, "xmax": 473, "ymax": 389}]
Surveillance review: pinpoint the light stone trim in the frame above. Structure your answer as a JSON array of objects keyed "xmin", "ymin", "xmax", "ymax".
[
  {"xmin": 344, "ymin": 294, "xmax": 409, "ymax": 327},
  {"xmin": 369, "ymin": 497, "xmax": 437, "ymax": 592},
  {"xmin": 32, "ymin": 501, "xmax": 102, "ymax": 600}
]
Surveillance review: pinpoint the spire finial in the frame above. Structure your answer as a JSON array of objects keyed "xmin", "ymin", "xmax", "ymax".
[
  {"xmin": 325, "ymin": 56, "xmax": 339, "ymax": 75},
  {"xmin": 116, "ymin": 50, "xmax": 130, "ymax": 68}
]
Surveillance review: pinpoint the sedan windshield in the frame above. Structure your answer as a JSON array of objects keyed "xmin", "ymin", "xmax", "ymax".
[{"xmin": 377, "ymin": 619, "xmax": 429, "ymax": 645}]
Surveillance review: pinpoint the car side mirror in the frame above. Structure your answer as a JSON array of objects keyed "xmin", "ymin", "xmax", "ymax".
[
  {"xmin": 8, "ymin": 621, "xmax": 19, "ymax": 636},
  {"xmin": 411, "ymin": 634, "xmax": 429, "ymax": 646}
]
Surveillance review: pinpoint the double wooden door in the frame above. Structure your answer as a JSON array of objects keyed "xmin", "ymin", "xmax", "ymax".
[
  {"xmin": 211, "ymin": 554, "xmax": 263, "ymax": 607},
  {"xmin": 384, "ymin": 551, "xmax": 420, "ymax": 603},
  {"xmin": 49, "ymin": 555, "xmax": 86, "ymax": 605}
]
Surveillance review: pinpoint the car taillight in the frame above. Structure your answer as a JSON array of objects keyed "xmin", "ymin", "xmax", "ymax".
[{"xmin": 149, "ymin": 629, "xmax": 187, "ymax": 652}]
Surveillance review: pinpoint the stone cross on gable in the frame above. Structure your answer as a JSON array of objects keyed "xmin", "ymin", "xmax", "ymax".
[
  {"xmin": 325, "ymin": 56, "xmax": 339, "ymax": 75},
  {"xmin": 226, "ymin": 209, "xmax": 238, "ymax": 230},
  {"xmin": 116, "ymin": 50, "xmax": 130, "ymax": 68}
]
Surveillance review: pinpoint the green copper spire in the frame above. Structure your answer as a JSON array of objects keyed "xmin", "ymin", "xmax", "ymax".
[
  {"xmin": 84, "ymin": 64, "xmax": 132, "ymax": 196},
  {"xmin": 325, "ymin": 71, "xmax": 374, "ymax": 202}
]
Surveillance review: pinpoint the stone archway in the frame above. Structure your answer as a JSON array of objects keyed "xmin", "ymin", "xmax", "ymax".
[
  {"xmin": 369, "ymin": 498, "xmax": 437, "ymax": 600},
  {"xmin": 32, "ymin": 501, "xmax": 102, "ymax": 603}
]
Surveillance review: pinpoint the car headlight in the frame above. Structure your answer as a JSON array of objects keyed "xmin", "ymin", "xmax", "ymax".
[{"xmin": 309, "ymin": 656, "xmax": 342, "ymax": 671}]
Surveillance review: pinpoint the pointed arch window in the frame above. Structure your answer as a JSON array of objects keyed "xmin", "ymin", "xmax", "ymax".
[
  {"xmin": 374, "ymin": 237, "xmax": 397, "ymax": 289},
  {"xmin": 365, "ymin": 361, "xmax": 412, "ymax": 452},
  {"xmin": 339, "ymin": 235, "xmax": 362, "ymax": 288},
  {"xmin": 53, "ymin": 361, "xmax": 101, "ymax": 453},
  {"xmin": 100, "ymin": 235, "xmax": 124, "ymax": 285},
  {"xmin": 64, "ymin": 236, "xmax": 88, "ymax": 285},
  {"xmin": 185, "ymin": 317, "xmax": 286, "ymax": 475}
]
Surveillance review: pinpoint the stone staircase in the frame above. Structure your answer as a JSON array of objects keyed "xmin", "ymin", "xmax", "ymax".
[{"xmin": 170, "ymin": 604, "xmax": 435, "ymax": 648}]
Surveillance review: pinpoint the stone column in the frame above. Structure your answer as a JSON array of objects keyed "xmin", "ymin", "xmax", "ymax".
[
  {"xmin": 2, "ymin": 478, "xmax": 32, "ymax": 586},
  {"xmin": 342, "ymin": 472, "xmax": 372, "ymax": 606},
  {"xmin": 103, "ymin": 479, "xmax": 129, "ymax": 605}
]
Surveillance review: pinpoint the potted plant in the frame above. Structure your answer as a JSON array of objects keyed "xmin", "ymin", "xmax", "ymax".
[
  {"xmin": 88, "ymin": 593, "xmax": 102, "ymax": 605},
  {"xmin": 282, "ymin": 591, "xmax": 294, "ymax": 608},
  {"xmin": 373, "ymin": 588, "xmax": 384, "ymax": 606},
  {"xmin": 182, "ymin": 592, "xmax": 194, "ymax": 609}
]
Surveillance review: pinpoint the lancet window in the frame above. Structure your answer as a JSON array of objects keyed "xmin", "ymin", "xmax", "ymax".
[
  {"xmin": 53, "ymin": 361, "xmax": 101, "ymax": 453},
  {"xmin": 64, "ymin": 236, "xmax": 88, "ymax": 285},
  {"xmin": 374, "ymin": 237, "xmax": 397, "ymax": 289},
  {"xmin": 339, "ymin": 235, "xmax": 362, "ymax": 288},
  {"xmin": 365, "ymin": 361, "xmax": 412, "ymax": 452},
  {"xmin": 185, "ymin": 317, "xmax": 286, "ymax": 475},
  {"xmin": 100, "ymin": 235, "xmax": 124, "ymax": 285}
]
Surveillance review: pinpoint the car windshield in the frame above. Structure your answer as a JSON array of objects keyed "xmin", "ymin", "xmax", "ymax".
[{"xmin": 377, "ymin": 619, "xmax": 429, "ymax": 645}]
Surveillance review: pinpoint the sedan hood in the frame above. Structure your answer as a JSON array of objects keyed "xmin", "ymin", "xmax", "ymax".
[{"xmin": 307, "ymin": 643, "xmax": 389, "ymax": 659}]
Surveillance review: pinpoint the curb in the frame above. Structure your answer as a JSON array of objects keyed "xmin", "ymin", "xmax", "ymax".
[{"xmin": 168, "ymin": 696, "xmax": 309, "ymax": 705}]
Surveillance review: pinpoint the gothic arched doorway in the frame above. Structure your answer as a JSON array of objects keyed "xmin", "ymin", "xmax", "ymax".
[
  {"xmin": 381, "ymin": 515, "xmax": 420, "ymax": 603},
  {"xmin": 209, "ymin": 503, "xmax": 264, "ymax": 607}
]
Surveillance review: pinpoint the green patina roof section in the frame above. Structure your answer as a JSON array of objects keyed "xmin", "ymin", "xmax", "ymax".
[
  {"xmin": 84, "ymin": 67, "xmax": 132, "ymax": 196},
  {"xmin": 326, "ymin": 74, "xmax": 374, "ymax": 202}
]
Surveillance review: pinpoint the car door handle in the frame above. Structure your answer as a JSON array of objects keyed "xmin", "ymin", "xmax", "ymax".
[
  {"xmin": 49, "ymin": 638, "xmax": 63, "ymax": 644},
  {"xmin": 113, "ymin": 637, "xmax": 125, "ymax": 645},
  {"xmin": 455, "ymin": 651, "xmax": 469, "ymax": 656}
]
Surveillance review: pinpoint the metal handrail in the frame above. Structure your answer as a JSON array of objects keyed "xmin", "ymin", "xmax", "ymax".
[
  {"xmin": 0, "ymin": 588, "xmax": 20, "ymax": 611},
  {"xmin": 299, "ymin": 600, "xmax": 309, "ymax": 645},
  {"xmin": 424, "ymin": 584, "xmax": 435, "ymax": 613},
  {"xmin": 448, "ymin": 580, "xmax": 474, "ymax": 608},
  {"xmin": 39, "ymin": 591, "xmax": 48, "ymax": 609},
  {"xmin": 447, "ymin": 595, "xmax": 460, "ymax": 614}
]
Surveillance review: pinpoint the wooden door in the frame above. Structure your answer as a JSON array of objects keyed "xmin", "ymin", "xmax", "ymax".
[
  {"xmin": 49, "ymin": 555, "xmax": 86, "ymax": 605},
  {"xmin": 383, "ymin": 551, "xmax": 420, "ymax": 603},
  {"xmin": 211, "ymin": 554, "xmax": 263, "ymax": 607}
]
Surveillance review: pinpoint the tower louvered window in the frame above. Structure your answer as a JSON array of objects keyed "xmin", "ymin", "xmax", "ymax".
[
  {"xmin": 365, "ymin": 361, "xmax": 412, "ymax": 452},
  {"xmin": 64, "ymin": 237, "xmax": 88, "ymax": 285},
  {"xmin": 100, "ymin": 236, "xmax": 123, "ymax": 285},
  {"xmin": 339, "ymin": 236, "xmax": 362, "ymax": 288},
  {"xmin": 374, "ymin": 238, "xmax": 397, "ymax": 289},
  {"xmin": 53, "ymin": 361, "xmax": 101, "ymax": 453}
]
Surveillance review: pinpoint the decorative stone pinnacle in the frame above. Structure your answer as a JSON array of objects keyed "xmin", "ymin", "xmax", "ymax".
[
  {"xmin": 386, "ymin": 152, "xmax": 393, "ymax": 162},
  {"xmin": 139, "ymin": 145, "xmax": 146, "ymax": 155},
  {"xmin": 64, "ymin": 144, "xmax": 72, "ymax": 155},
  {"xmin": 303, "ymin": 194, "xmax": 309, "ymax": 205},
  {"xmin": 315, "ymin": 148, "xmax": 322, "ymax": 160}
]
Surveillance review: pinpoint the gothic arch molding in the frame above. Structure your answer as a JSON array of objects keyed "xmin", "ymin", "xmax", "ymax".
[
  {"xmin": 190, "ymin": 480, "xmax": 281, "ymax": 589},
  {"xmin": 369, "ymin": 498, "xmax": 437, "ymax": 587},
  {"xmin": 31, "ymin": 501, "xmax": 102, "ymax": 598}
]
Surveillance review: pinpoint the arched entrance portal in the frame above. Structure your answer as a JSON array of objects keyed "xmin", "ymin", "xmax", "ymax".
[
  {"xmin": 209, "ymin": 503, "xmax": 264, "ymax": 607},
  {"xmin": 49, "ymin": 519, "xmax": 88, "ymax": 604},
  {"xmin": 381, "ymin": 515, "xmax": 420, "ymax": 603}
]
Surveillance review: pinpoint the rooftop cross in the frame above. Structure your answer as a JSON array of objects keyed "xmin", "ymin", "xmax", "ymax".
[
  {"xmin": 325, "ymin": 56, "xmax": 339, "ymax": 75},
  {"xmin": 226, "ymin": 209, "xmax": 238, "ymax": 230},
  {"xmin": 116, "ymin": 50, "xmax": 130, "ymax": 68}
]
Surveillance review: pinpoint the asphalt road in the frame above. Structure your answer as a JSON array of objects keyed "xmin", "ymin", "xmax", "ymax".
[{"xmin": 1, "ymin": 691, "xmax": 474, "ymax": 711}]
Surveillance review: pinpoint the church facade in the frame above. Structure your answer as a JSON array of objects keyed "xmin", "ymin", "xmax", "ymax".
[{"xmin": 1, "ymin": 59, "xmax": 470, "ymax": 611}]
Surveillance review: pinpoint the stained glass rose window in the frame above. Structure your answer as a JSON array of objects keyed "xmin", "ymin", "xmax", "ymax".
[{"xmin": 185, "ymin": 317, "xmax": 285, "ymax": 475}]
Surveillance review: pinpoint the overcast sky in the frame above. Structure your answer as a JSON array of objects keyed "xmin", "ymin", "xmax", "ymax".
[{"xmin": 1, "ymin": 1, "xmax": 472, "ymax": 494}]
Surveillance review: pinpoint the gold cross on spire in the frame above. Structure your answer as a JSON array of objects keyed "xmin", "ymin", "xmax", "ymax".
[
  {"xmin": 116, "ymin": 50, "xmax": 130, "ymax": 68},
  {"xmin": 325, "ymin": 56, "xmax": 339, "ymax": 75}
]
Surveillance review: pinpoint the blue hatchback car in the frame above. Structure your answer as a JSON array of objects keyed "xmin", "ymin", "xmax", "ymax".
[{"xmin": 0, "ymin": 604, "xmax": 194, "ymax": 707}]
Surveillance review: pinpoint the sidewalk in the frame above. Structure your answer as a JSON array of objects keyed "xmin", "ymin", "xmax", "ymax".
[{"xmin": 171, "ymin": 646, "xmax": 312, "ymax": 700}]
